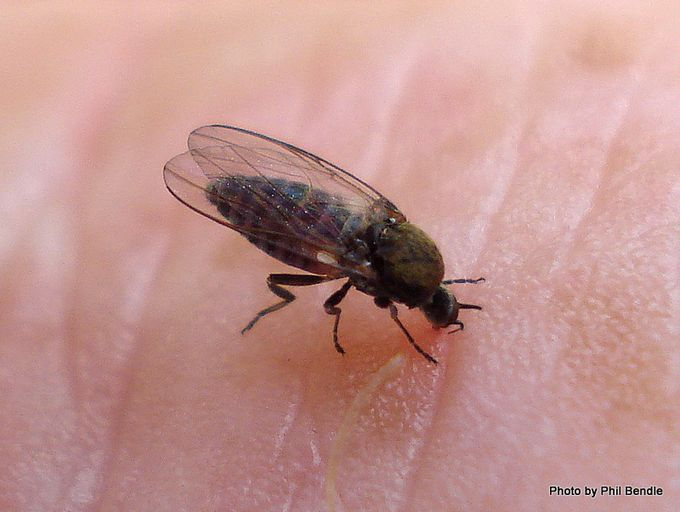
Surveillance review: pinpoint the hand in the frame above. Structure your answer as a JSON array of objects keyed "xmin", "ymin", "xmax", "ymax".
[{"xmin": 2, "ymin": 3, "xmax": 677, "ymax": 510}]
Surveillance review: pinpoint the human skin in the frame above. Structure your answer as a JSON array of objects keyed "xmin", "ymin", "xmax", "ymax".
[{"xmin": 1, "ymin": 2, "xmax": 678, "ymax": 511}]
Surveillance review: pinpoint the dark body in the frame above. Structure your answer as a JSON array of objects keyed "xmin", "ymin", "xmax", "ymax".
[
  {"xmin": 207, "ymin": 176, "xmax": 356, "ymax": 278},
  {"xmin": 164, "ymin": 125, "xmax": 483, "ymax": 363},
  {"xmin": 207, "ymin": 176, "xmax": 446, "ymax": 308}
]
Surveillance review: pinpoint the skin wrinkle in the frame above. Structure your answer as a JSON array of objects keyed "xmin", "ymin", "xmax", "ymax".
[
  {"xmin": 118, "ymin": 237, "xmax": 170, "ymax": 326},
  {"xmin": 325, "ymin": 354, "xmax": 405, "ymax": 511},
  {"xmin": 58, "ymin": 218, "xmax": 88, "ymax": 511},
  {"xmin": 566, "ymin": 73, "xmax": 643, "ymax": 220},
  {"xmin": 36, "ymin": 78, "xmax": 115, "ymax": 510},
  {"xmin": 547, "ymin": 69, "xmax": 642, "ymax": 397},
  {"xmin": 394, "ymin": 17, "xmax": 538, "ymax": 509},
  {"xmin": 273, "ymin": 395, "xmax": 301, "ymax": 461},
  {"xmin": 89, "ymin": 327, "xmax": 141, "ymax": 511},
  {"xmin": 91, "ymin": 234, "xmax": 179, "ymax": 511},
  {"xmin": 469, "ymin": 89, "xmax": 538, "ymax": 268},
  {"xmin": 553, "ymin": 51, "xmax": 676, "ymax": 432},
  {"xmin": 3, "ymin": 208, "xmax": 78, "ymax": 511},
  {"xmin": 410, "ymin": 12, "xmax": 676, "ymax": 508},
  {"xmin": 57, "ymin": 71, "xmax": 159, "ymax": 511},
  {"xmin": 549, "ymin": 78, "xmax": 641, "ymax": 270},
  {"xmin": 461, "ymin": 31, "xmax": 539, "ymax": 270},
  {"xmin": 358, "ymin": 38, "xmax": 421, "ymax": 185},
  {"xmin": 396, "ymin": 130, "xmax": 504, "ymax": 509},
  {"xmin": 396, "ymin": 357, "xmax": 451, "ymax": 511},
  {"xmin": 490, "ymin": 22, "xmax": 632, "ymax": 274}
]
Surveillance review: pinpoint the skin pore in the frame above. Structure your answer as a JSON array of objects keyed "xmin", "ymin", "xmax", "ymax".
[{"xmin": 1, "ymin": 2, "xmax": 678, "ymax": 510}]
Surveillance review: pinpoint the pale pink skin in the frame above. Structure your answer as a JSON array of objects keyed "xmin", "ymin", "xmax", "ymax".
[{"xmin": 1, "ymin": 3, "xmax": 678, "ymax": 511}]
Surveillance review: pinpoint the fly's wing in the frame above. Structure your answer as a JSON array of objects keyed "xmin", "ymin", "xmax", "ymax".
[{"xmin": 163, "ymin": 125, "xmax": 405, "ymax": 275}]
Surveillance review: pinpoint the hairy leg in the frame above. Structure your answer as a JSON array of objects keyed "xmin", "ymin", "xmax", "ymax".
[
  {"xmin": 242, "ymin": 273, "xmax": 335, "ymax": 334},
  {"xmin": 323, "ymin": 280, "xmax": 352, "ymax": 355}
]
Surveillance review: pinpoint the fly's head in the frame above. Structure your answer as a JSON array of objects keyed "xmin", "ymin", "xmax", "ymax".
[{"xmin": 420, "ymin": 286, "xmax": 460, "ymax": 328}]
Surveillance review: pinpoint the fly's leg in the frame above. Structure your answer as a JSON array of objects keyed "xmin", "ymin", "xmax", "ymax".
[
  {"xmin": 448, "ymin": 320, "xmax": 465, "ymax": 334},
  {"xmin": 442, "ymin": 277, "xmax": 485, "ymax": 285},
  {"xmin": 323, "ymin": 280, "xmax": 352, "ymax": 355},
  {"xmin": 241, "ymin": 274, "xmax": 334, "ymax": 334},
  {"xmin": 388, "ymin": 303, "xmax": 438, "ymax": 365}
]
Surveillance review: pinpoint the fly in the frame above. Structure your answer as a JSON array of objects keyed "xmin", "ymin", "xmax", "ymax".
[{"xmin": 163, "ymin": 125, "xmax": 484, "ymax": 364}]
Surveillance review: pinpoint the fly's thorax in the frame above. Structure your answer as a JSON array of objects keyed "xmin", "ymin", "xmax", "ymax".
[{"xmin": 370, "ymin": 222, "xmax": 445, "ymax": 307}]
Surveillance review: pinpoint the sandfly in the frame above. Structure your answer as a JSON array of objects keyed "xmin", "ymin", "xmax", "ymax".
[{"xmin": 163, "ymin": 125, "xmax": 483, "ymax": 363}]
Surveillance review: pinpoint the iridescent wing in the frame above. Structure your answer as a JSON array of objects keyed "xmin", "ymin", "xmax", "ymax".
[{"xmin": 163, "ymin": 125, "xmax": 405, "ymax": 275}]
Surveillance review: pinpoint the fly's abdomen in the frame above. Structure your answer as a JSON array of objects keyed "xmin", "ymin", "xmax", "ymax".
[{"xmin": 206, "ymin": 176, "xmax": 354, "ymax": 275}]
